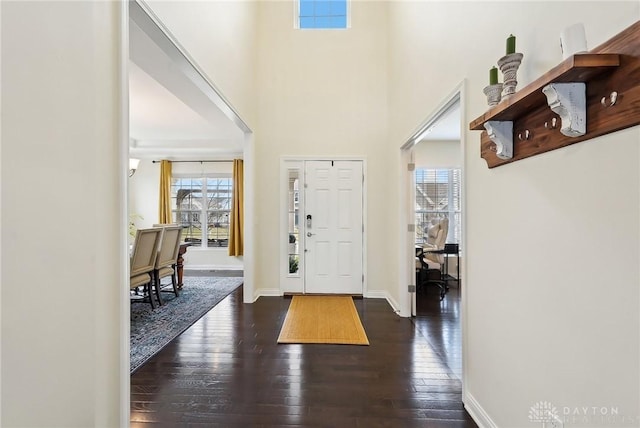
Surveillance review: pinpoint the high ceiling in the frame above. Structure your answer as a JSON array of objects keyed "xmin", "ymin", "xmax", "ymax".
[
  {"xmin": 128, "ymin": 3, "xmax": 246, "ymax": 160},
  {"xmin": 129, "ymin": 61, "xmax": 244, "ymax": 159},
  {"xmin": 128, "ymin": 1, "xmax": 460, "ymax": 161}
]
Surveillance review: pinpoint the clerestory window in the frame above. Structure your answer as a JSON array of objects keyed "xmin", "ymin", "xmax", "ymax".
[{"xmin": 297, "ymin": 0, "xmax": 348, "ymax": 29}]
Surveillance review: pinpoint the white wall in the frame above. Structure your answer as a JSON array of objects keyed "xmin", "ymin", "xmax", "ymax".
[
  {"xmin": 389, "ymin": 2, "xmax": 639, "ymax": 426},
  {"xmin": 144, "ymin": 0, "xmax": 258, "ymax": 128},
  {"xmin": 1, "ymin": 1, "xmax": 124, "ymax": 426},
  {"xmin": 254, "ymin": 1, "xmax": 393, "ymax": 301},
  {"xmin": 129, "ymin": 159, "xmax": 159, "ymax": 238},
  {"xmin": 129, "ymin": 159, "xmax": 243, "ymax": 270},
  {"xmin": 414, "ymin": 140, "xmax": 461, "ymax": 168}
]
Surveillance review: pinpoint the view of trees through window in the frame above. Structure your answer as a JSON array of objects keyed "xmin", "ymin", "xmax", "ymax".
[
  {"xmin": 415, "ymin": 168, "xmax": 461, "ymax": 248},
  {"xmin": 171, "ymin": 177, "xmax": 232, "ymax": 247}
]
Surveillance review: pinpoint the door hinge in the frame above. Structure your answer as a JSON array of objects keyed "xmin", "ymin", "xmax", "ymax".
[
  {"xmin": 408, "ymin": 224, "xmax": 415, "ymax": 233},
  {"xmin": 408, "ymin": 163, "xmax": 415, "ymax": 171},
  {"xmin": 362, "ymin": 274, "xmax": 364, "ymax": 283},
  {"xmin": 408, "ymin": 284, "xmax": 416, "ymax": 293}
]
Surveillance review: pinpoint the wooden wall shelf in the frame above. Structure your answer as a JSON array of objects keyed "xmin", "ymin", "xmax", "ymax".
[
  {"xmin": 469, "ymin": 54, "xmax": 619, "ymax": 130},
  {"xmin": 470, "ymin": 20, "xmax": 640, "ymax": 168}
]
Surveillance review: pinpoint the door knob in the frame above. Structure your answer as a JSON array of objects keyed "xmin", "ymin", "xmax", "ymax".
[{"xmin": 307, "ymin": 232, "xmax": 314, "ymax": 237}]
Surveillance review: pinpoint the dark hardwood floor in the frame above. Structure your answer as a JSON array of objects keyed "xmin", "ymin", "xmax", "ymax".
[
  {"xmin": 414, "ymin": 279, "xmax": 463, "ymax": 381},
  {"xmin": 131, "ymin": 281, "xmax": 475, "ymax": 427}
]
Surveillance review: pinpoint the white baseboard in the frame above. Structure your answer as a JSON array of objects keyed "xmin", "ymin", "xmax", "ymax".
[
  {"xmin": 250, "ymin": 289, "xmax": 404, "ymax": 320},
  {"xmin": 248, "ymin": 290, "xmax": 260, "ymax": 303},
  {"xmin": 385, "ymin": 294, "xmax": 402, "ymax": 316},
  {"xmin": 253, "ymin": 289, "xmax": 397, "ymax": 302},
  {"xmin": 464, "ymin": 391, "xmax": 498, "ymax": 428},
  {"xmin": 256, "ymin": 288, "xmax": 282, "ymax": 297},
  {"xmin": 364, "ymin": 290, "xmax": 388, "ymax": 299},
  {"xmin": 364, "ymin": 290, "xmax": 405, "ymax": 317}
]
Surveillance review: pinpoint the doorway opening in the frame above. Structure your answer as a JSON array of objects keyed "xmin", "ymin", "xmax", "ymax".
[
  {"xmin": 399, "ymin": 82, "xmax": 467, "ymax": 385},
  {"xmin": 413, "ymin": 104, "xmax": 462, "ymax": 314},
  {"xmin": 125, "ymin": 0, "xmax": 254, "ymax": 423}
]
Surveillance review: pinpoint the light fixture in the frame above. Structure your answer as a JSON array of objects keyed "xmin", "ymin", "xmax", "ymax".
[{"xmin": 129, "ymin": 158, "xmax": 140, "ymax": 177}]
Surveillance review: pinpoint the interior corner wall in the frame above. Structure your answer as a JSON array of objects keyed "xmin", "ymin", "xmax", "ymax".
[
  {"xmin": 1, "ymin": 1, "xmax": 124, "ymax": 426},
  {"xmin": 389, "ymin": 2, "xmax": 639, "ymax": 426},
  {"xmin": 254, "ymin": 1, "xmax": 394, "ymax": 299}
]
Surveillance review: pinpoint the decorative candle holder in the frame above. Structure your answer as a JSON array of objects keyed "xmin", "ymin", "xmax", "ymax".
[
  {"xmin": 498, "ymin": 52, "xmax": 523, "ymax": 100},
  {"xmin": 483, "ymin": 83, "xmax": 503, "ymax": 106}
]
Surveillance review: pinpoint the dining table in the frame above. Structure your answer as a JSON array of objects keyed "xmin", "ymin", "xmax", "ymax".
[{"xmin": 176, "ymin": 242, "xmax": 192, "ymax": 289}]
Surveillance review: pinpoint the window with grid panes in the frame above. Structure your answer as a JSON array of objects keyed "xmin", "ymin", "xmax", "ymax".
[
  {"xmin": 171, "ymin": 177, "xmax": 233, "ymax": 248},
  {"xmin": 415, "ymin": 169, "xmax": 461, "ymax": 248},
  {"xmin": 298, "ymin": 0, "xmax": 348, "ymax": 29},
  {"xmin": 287, "ymin": 170, "xmax": 300, "ymax": 274}
]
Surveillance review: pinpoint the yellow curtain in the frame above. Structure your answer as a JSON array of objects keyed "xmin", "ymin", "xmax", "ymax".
[
  {"xmin": 228, "ymin": 159, "xmax": 244, "ymax": 256},
  {"xmin": 158, "ymin": 160, "xmax": 173, "ymax": 224}
]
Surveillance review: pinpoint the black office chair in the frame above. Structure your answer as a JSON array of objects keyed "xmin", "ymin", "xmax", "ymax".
[{"xmin": 416, "ymin": 248, "xmax": 448, "ymax": 300}]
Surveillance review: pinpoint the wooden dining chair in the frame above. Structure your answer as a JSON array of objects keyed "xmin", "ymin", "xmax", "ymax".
[
  {"xmin": 130, "ymin": 227, "xmax": 163, "ymax": 308},
  {"xmin": 152, "ymin": 225, "xmax": 183, "ymax": 304}
]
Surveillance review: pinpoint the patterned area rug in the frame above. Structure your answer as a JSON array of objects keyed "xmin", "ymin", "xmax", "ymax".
[{"xmin": 130, "ymin": 276, "xmax": 243, "ymax": 373}]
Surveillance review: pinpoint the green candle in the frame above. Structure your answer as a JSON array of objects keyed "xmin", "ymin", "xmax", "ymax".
[
  {"xmin": 506, "ymin": 34, "xmax": 516, "ymax": 54},
  {"xmin": 489, "ymin": 66, "xmax": 498, "ymax": 85}
]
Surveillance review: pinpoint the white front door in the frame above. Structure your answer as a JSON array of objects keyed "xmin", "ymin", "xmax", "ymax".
[{"xmin": 304, "ymin": 160, "xmax": 363, "ymax": 294}]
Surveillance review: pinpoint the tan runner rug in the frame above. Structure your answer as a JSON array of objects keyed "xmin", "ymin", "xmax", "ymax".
[{"xmin": 277, "ymin": 295, "xmax": 369, "ymax": 345}]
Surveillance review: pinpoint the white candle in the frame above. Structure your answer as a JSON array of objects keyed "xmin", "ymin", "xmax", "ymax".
[{"xmin": 560, "ymin": 23, "xmax": 587, "ymax": 59}]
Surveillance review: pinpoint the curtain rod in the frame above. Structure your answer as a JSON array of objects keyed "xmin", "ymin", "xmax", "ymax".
[{"xmin": 152, "ymin": 160, "xmax": 234, "ymax": 163}]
